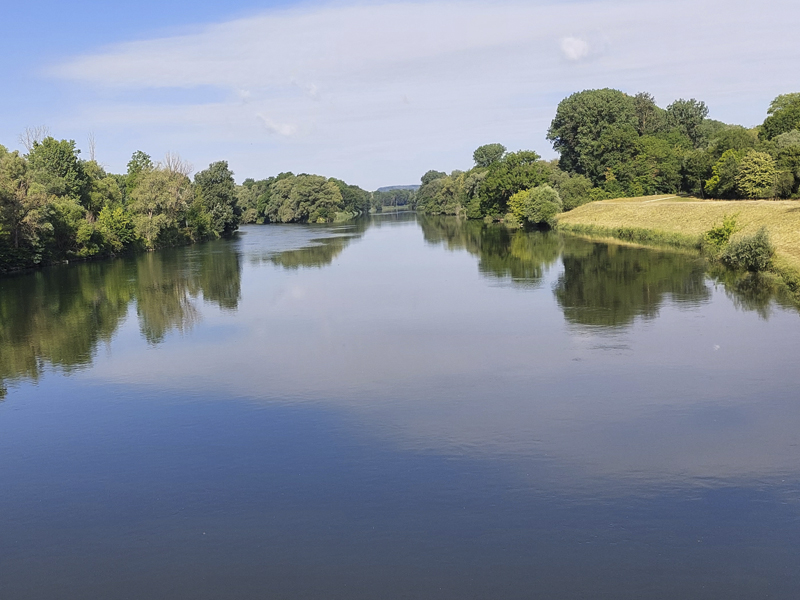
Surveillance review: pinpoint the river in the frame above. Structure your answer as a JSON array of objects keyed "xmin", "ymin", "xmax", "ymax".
[{"xmin": 1, "ymin": 213, "xmax": 799, "ymax": 599}]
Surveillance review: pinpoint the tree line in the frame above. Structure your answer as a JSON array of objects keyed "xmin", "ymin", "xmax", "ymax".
[
  {"xmin": 415, "ymin": 90, "xmax": 800, "ymax": 225},
  {"xmin": 236, "ymin": 173, "xmax": 373, "ymax": 224},
  {"xmin": 5, "ymin": 89, "xmax": 798, "ymax": 271},
  {"xmin": 0, "ymin": 137, "xmax": 372, "ymax": 273}
]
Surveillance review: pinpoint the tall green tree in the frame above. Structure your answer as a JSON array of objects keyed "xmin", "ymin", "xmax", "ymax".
[
  {"xmin": 666, "ymin": 99, "xmax": 709, "ymax": 147},
  {"xmin": 705, "ymin": 149, "xmax": 745, "ymax": 198},
  {"xmin": 472, "ymin": 143, "xmax": 507, "ymax": 168},
  {"xmin": 760, "ymin": 93, "xmax": 800, "ymax": 140},
  {"xmin": 193, "ymin": 161, "xmax": 240, "ymax": 237},
  {"xmin": 129, "ymin": 168, "xmax": 191, "ymax": 248},
  {"xmin": 421, "ymin": 170, "xmax": 447, "ymax": 185},
  {"xmin": 27, "ymin": 137, "xmax": 88, "ymax": 202},
  {"xmin": 735, "ymin": 151, "xmax": 777, "ymax": 199},
  {"xmin": 477, "ymin": 150, "xmax": 550, "ymax": 216},
  {"xmin": 547, "ymin": 89, "xmax": 639, "ymax": 185},
  {"xmin": 125, "ymin": 150, "xmax": 154, "ymax": 197},
  {"xmin": 633, "ymin": 92, "xmax": 666, "ymax": 135},
  {"xmin": 0, "ymin": 148, "xmax": 49, "ymax": 254}
]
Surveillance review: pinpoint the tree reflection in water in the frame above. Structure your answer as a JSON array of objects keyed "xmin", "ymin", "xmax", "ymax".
[
  {"xmin": 0, "ymin": 240, "xmax": 242, "ymax": 392},
  {"xmin": 2, "ymin": 215, "xmax": 796, "ymax": 396},
  {"xmin": 419, "ymin": 215, "xmax": 796, "ymax": 328},
  {"xmin": 419, "ymin": 216, "xmax": 561, "ymax": 288},
  {"xmin": 555, "ymin": 242, "xmax": 711, "ymax": 328}
]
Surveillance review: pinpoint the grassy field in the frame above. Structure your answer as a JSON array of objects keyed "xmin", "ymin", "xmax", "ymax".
[{"xmin": 557, "ymin": 195, "xmax": 800, "ymax": 274}]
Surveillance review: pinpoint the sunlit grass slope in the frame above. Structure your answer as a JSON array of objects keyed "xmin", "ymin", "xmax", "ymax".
[{"xmin": 557, "ymin": 195, "xmax": 800, "ymax": 274}]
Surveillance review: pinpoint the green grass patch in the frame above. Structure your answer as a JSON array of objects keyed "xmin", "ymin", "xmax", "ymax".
[{"xmin": 556, "ymin": 222, "xmax": 702, "ymax": 251}]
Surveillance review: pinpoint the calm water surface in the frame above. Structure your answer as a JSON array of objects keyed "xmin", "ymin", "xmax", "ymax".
[{"xmin": 2, "ymin": 214, "xmax": 800, "ymax": 599}]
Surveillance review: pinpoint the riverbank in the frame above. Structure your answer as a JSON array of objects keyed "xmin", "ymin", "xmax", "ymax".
[{"xmin": 556, "ymin": 195, "xmax": 800, "ymax": 295}]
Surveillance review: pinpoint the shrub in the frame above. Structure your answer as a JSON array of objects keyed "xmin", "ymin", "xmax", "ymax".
[
  {"xmin": 703, "ymin": 213, "xmax": 739, "ymax": 256},
  {"xmin": 721, "ymin": 227, "xmax": 775, "ymax": 272},
  {"xmin": 508, "ymin": 185, "xmax": 563, "ymax": 227}
]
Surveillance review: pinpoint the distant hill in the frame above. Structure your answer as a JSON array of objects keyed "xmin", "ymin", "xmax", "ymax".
[{"xmin": 376, "ymin": 185, "xmax": 420, "ymax": 192}]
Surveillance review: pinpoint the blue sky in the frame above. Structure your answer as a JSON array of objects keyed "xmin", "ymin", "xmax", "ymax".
[{"xmin": 2, "ymin": 0, "xmax": 799, "ymax": 189}]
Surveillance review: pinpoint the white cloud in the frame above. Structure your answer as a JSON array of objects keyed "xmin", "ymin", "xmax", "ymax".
[
  {"xmin": 256, "ymin": 114, "xmax": 299, "ymax": 137},
  {"xmin": 46, "ymin": 0, "xmax": 800, "ymax": 189},
  {"xmin": 560, "ymin": 36, "xmax": 589, "ymax": 61}
]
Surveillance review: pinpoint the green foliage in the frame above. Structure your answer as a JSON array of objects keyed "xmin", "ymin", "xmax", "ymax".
[
  {"xmin": 721, "ymin": 227, "xmax": 775, "ymax": 272},
  {"xmin": 760, "ymin": 93, "xmax": 800, "ymax": 140},
  {"xmin": 666, "ymin": 99, "xmax": 709, "ymax": 147},
  {"xmin": 508, "ymin": 185, "xmax": 562, "ymax": 227},
  {"xmin": 588, "ymin": 187, "xmax": 610, "ymax": 202},
  {"xmin": 371, "ymin": 187, "xmax": 416, "ymax": 211},
  {"xmin": 125, "ymin": 150, "xmax": 154, "ymax": 195},
  {"xmin": 194, "ymin": 161, "xmax": 240, "ymax": 237},
  {"xmin": 776, "ymin": 145, "xmax": 800, "ymax": 197},
  {"xmin": 774, "ymin": 130, "xmax": 800, "ymax": 149},
  {"xmin": 472, "ymin": 143, "xmax": 506, "ymax": 168},
  {"xmin": 0, "ymin": 149, "xmax": 50, "ymax": 258},
  {"xmin": 98, "ymin": 205, "xmax": 136, "ymax": 252},
  {"xmin": 27, "ymin": 137, "xmax": 88, "ymax": 202},
  {"xmin": 477, "ymin": 150, "xmax": 549, "ymax": 216},
  {"xmin": 542, "ymin": 89, "xmax": 800, "ymax": 200},
  {"xmin": 129, "ymin": 168, "xmax": 191, "ymax": 248},
  {"xmin": 330, "ymin": 178, "xmax": 372, "ymax": 216},
  {"xmin": 0, "ymin": 138, "xmax": 251, "ymax": 272},
  {"xmin": 634, "ymin": 135, "xmax": 682, "ymax": 193},
  {"xmin": 633, "ymin": 92, "xmax": 666, "ymax": 135},
  {"xmin": 421, "ymin": 170, "xmax": 447, "ymax": 185},
  {"xmin": 547, "ymin": 89, "xmax": 638, "ymax": 185},
  {"xmin": 238, "ymin": 172, "xmax": 366, "ymax": 224},
  {"xmin": 416, "ymin": 172, "xmax": 467, "ymax": 216},
  {"xmin": 83, "ymin": 161, "xmax": 122, "ymax": 216},
  {"xmin": 735, "ymin": 151, "xmax": 777, "ymax": 199},
  {"xmin": 705, "ymin": 149, "xmax": 745, "ymax": 198},
  {"xmin": 264, "ymin": 174, "xmax": 343, "ymax": 223},
  {"xmin": 557, "ymin": 174, "xmax": 594, "ymax": 210},
  {"xmin": 708, "ymin": 126, "xmax": 757, "ymax": 160},
  {"xmin": 681, "ymin": 149, "xmax": 714, "ymax": 196},
  {"xmin": 703, "ymin": 213, "xmax": 740, "ymax": 256}
]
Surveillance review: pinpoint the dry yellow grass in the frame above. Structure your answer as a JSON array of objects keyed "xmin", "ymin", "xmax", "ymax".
[{"xmin": 558, "ymin": 195, "xmax": 800, "ymax": 271}]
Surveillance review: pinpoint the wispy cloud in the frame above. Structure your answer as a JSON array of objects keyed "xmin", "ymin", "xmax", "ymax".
[
  {"xmin": 256, "ymin": 114, "xmax": 298, "ymax": 137},
  {"xmin": 47, "ymin": 0, "xmax": 800, "ymax": 188}
]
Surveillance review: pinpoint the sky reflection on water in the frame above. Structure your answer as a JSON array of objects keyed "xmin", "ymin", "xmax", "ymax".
[{"xmin": 1, "ymin": 214, "xmax": 800, "ymax": 599}]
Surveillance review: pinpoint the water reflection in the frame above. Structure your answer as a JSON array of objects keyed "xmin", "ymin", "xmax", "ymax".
[
  {"xmin": 421, "ymin": 216, "xmax": 798, "ymax": 326},
  {"xmin": 0, "ymin": 261, "xmax": 133, "ymax": 397},
  {"xmin": 246, "ymin": 218, "xmax": 370, "ymax": 269},
  {"xmin": 3, "ymin": 214, "xmax": 800, "ymax": 598},
  {"xmin": 419, "ymin": 216, "xmax": 561, "ymax": 287},
  {"xmin": 555, "ymin": 242, "xmax": 711, "ymax": 327},
  {"xmin": 708, "ymin": 266, "xmax": 798, "ymax": 319},
  {"xmin": 2, "ymin": 215, "xmax": 798, "ymax": 397},
  {"xmin": 0, "ymin": 241, "xmax": 242, "ymax": 391}
]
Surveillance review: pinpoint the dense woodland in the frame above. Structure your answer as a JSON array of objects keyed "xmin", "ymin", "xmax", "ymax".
[{"xmin": 414, "ymin": 90, "xmax": 800, "ymax": 225}]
